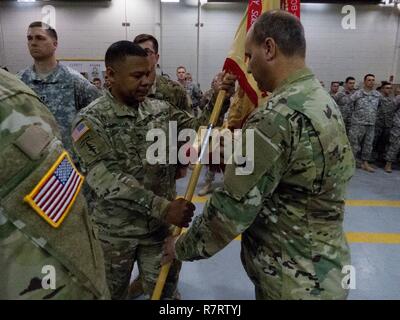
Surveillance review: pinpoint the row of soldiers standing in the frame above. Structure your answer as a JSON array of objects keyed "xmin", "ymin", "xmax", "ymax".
[{"xmin": 330, "ymin": 74, "xmax": 400, "ymax": 173}]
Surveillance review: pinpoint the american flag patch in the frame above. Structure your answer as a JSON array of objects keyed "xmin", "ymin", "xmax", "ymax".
[
  {"xmin": 72, "ymin": 121, "xmax": 90, "ymax": 142},
  {"xmin": 24, "ymin": 151, "xmax": 84, "ymax": 228}
]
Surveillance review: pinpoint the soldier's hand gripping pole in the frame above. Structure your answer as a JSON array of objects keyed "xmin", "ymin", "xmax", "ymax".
[{"xmin": 151, "ymin": 89, "xmax": 227, "ymax": 300}]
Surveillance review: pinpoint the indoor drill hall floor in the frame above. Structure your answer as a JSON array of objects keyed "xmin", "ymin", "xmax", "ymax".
[{"xmin": 132, "ymin": 167, "xmax": 400, "ymax": 300}]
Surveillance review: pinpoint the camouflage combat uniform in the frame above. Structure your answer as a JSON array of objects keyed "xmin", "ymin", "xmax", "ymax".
[
  {"xmin": 385, "ymin": 107, "xmax": 400, "ymax": 162},
  {"xmin": 0, "ymin": 69, "xmax": 109, "ymax": 300},
  {"xmin": 71, "ymin": 90, "xmax": 215, "ymax": 299},
  {"xmin": 334, "ymin": 89, "xmax": 355, "ymax": 134},
  {"xmin": 18, "ymin": 63, "xmax": 101, "ymax": 155},
  {"xmin": 149, "ymin": 75, "xmax": 192, "ymax": 114},
  {"xmin": 329, "ymin": 91, "xmax": 337, "ymax": 99},
  {"xmin": 149, "ymin": 74, "xmax": 194, "ymax": 186},
  {"xmin": 175, "ymin": 68, "xmax": 355, "ymax": 300},
  {"xmin": 185, "ymin": 81, "xmax": 203, "ymax": 117},
  {"xmin": 227, "ymin": 88, "xmax": 270, "ymax": 131},
  {"xmin": 348, "ymin": 89, "xmax": 381, "ymax": 161},
  {"xmin": 199, "ymin": 88, "xmax": 214, "ymax": 111},
  {"xmin": 373, "ymin": 96, "xmax": 397, "ymax": 161}
]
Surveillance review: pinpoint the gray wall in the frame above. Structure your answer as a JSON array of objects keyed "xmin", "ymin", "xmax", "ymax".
[
  {"xmin": 302, "ymin": 3, "xmax": 399, "ymax": 88},
  {"xmin": 0, "ymin": 0, "xmax": 399, "ymax": 90},
  {"xmin": 0, "ymin": 0, "xmax": 160, "ymax": 72}
]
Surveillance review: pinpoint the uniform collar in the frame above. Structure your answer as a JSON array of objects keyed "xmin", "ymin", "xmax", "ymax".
[
  {"xmin": 148, "ymin": 77, "xmax": 158, "ymax": 97},
  {"xmin": 271, "ymin": 67, "xmax": 314, "ymax": 97},
  {"xmin": 31, "ymin": 63, "xmax": 64, "ymax": 83},
  {"xmin": 361, "ymin": 88, "xmax": 379, "ymax": 96},
  {"xmin": 138, "ymin": 101, "xmax": 154, "ymax": 121},
  {"xmin": 105, "ymin": 89, "xmax": 139, "ymax": 117}
]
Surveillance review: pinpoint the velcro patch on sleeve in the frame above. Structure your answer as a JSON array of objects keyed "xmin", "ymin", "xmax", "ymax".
[
  {"xmin": 24, "ymin": 151, "xmax": 84, "ymax": 228},
  {"xmin": 224, "ymin": 115, "xmax": 286, "ymax": 201},
  {"xmin": 72, "ymin": 121, "xmax": 90, "ymax": 142},
  {"xmin": 13, "ymin": 125, "xmax": 51, "ymax": 160}
]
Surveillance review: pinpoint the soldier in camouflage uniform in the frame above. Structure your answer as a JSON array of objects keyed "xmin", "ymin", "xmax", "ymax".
[
  {"xmin": 384, "ymin": 106, "xmax": 400, "ymax": 172},
  {"xmin": 71, "ymin": 42, "xmax": 231, "ymax": 300},
  {"xmin": 132, "ymin": 35, "xmax": 229, "ymax": 297},
  {"xmin": 329, "ymin": 81, "xmax": 340, "ymax": 98},
  {"xmin": 199, "ymin": 80, "xmax": 218, "ymax": 113},
  {"xmin": 394, "ymin": 87, "xmax": 400, "ymax": 106},
  {"xmin": 348, "ymin": 74, "xmax": 381, "ymax": 172},
  {"xmin": 0, "ymin": 68, "xmax": 109, "ymax": 300},
  {"xmin": 185, "ymin": 73, "xmax": 203, "ymax": 117},
  {"xmin": 373, "ymin": 82, "xmax": 397, "ymax": 162},
  {"xmin": 128, "ymin": 33, "xmax": 193, "ymax": 297},
  {"xmin": 133, "ymin": 34, "xmax": 192, "ymax": 115},
  {"xmin": 151, "ymin": 75, "xmax": 192, "ymax": 113},
  {"xmin": 163, "ymin": 11, "xmax": 355, "ymax": 300},
  {"xmin": 18, "ymin": 22, "xmax": 101, "ymax": 156},
  {"xmin": 333, "ymin": 76, "xmax": 356, "ymax": 134},
  {"xmin": 176, "ymin": 66, "xmax": 202, "ymax": 116}
]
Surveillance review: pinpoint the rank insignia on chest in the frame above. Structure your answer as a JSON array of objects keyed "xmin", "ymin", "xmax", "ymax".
[{"xmin": 24, "ymin": 151, "xmax": 84, "ymax": 228}]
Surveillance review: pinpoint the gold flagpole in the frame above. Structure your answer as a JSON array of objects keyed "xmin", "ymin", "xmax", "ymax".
[{"xmin": 151, "ymin": 89, "xmax": 227, "ymax": 300}]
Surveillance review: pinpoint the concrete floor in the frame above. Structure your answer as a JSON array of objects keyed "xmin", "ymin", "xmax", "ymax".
[{"xmin": 168, "ymin": 166, "xmax": 400, "ymax": 300}]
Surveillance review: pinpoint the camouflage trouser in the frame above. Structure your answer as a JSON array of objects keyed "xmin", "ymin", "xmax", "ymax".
[
  {"xmin": 99, "ymin": 227, "xmax": 181, "ymax": 300},
  {"xmin": 385, "ymin": 126, "xmax": 400, "ymax": 162},
  {"xmin": 339, "ymin": 106, "xmax": 352, "ymax": 135},
  {"xmin": 348, "ymin": 124, "xmax": 375, "ymax": 161},
  {"xmin": 373, "ymin": 125, "xmax": 391, "ymax": 161},
  {"xmin": 193, "ymin": 106, "xmax": 200, "ymax": 118},
  {"xmin": 240, "ymin": 237, "xmax": 349, "ymax": 300},
  {"xmin": 0, "ymin": 217, "xmax": 100, "ymax": 300}
]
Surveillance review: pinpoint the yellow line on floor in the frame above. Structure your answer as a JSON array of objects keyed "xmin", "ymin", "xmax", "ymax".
[
  {"xmin": 181, "ymin": 196, "xmax": 400, "ymax": 207},
  {"xmin": 180, "ymin": 230, "xmax": 400, "ymax": 244},
  {"xmin": 346, "ymin": 232, "xmax": 400, "ymax": 244},
  {"xmin": 346, "ymin": 200, "xmax": 400, "ymax": 207},
  {"xmin": 178, "ymin": 197, "xmax": 400, "ymax": 243}
]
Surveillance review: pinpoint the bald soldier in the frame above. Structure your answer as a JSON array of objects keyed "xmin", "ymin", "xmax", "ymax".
[
  {"xmin": 163, "ymin": 11, "xmax": 355, "ymax": 300},
  {"xmin": 0, "ymin": 68, "xmax": 109, "ymax": 299}
]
